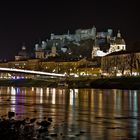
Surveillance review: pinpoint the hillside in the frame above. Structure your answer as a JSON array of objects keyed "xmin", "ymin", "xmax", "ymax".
[{"xmin": 67, "ymin": 39, "xmax": 94, "ymax": 58}]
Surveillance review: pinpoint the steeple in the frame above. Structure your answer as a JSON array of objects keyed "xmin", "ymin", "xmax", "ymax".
[
  {"xmin": 67, "ymin": 30, "xmax": 70, "ymax": 35},
  {"xmin": 22, "ymin": 42, "xmax": 26, "ymax": 50},
  {"xmin": 117, "ymin": 30, "xmax": 121, "ymax": 38}
]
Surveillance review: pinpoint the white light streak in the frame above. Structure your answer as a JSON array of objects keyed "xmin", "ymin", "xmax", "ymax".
[{"xmin": 0, "ymin": 67, "xmax": 65, "ymax": 77}]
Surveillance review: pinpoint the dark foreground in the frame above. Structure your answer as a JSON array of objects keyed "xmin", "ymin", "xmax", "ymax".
[{"xmin": 0, "ymin": 111, "xmax": 54, "ymax": 140}]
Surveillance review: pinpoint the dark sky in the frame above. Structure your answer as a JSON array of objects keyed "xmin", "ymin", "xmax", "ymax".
[{"xmin": 0, "ymin": 0, "xmax": 139, "ymax": 59}]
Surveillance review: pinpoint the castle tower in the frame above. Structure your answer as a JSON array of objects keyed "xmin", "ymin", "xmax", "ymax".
[
  {"xmin": 35, "ymin": 43, "xmax": 45, "ymax": 59},
  {"xmin": 67, "ymin": 30, "xmax": 70, "ymax": 35},
  {"xmin": 35, "ymin": 50, "xmax": 45, "ymax": 59},
  {"xmin": 108, "ymin": 29, "xmax": 113, "ymax": 37},
  {"xmin": 91, "ymin": 26, "xmax": 96, "ymax": 39},
  {"xmin": 50, "ymin": 43, "xmax": 57, "ymax": 57},
  {"xmin": 41, "ymin": 41, "xmax": 47, "ymax": 49}
]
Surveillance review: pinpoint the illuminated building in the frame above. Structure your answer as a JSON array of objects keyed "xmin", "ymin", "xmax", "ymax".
[
  {"xmin": 92, "ymin": 30, "xmax": 126, "ymax": 58},
  {"xmin": 35, "ymin": 43, "xmax": 45, "ymax": 59},
  {"xmin": 50, "ymin": 26, "xmax": 96, "ymax": 42}
]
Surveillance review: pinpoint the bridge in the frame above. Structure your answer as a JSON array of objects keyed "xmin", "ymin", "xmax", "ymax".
[{"xmin": 0, "ymin": 67, "xmax": 65, "ymax": 78}]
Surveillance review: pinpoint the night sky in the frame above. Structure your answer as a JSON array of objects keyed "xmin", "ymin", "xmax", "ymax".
[{"xmin": 0, "ymin": 0, "xmax": 139, "ymax": 60}]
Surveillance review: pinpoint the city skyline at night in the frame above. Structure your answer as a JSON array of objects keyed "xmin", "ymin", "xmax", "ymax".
[{"xmin": 0, "ymin": 0, "xmax": 139, "ymax": 59}]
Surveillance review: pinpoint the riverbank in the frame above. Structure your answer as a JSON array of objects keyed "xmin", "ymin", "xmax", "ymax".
[
  {"xmin": 0, "ymin": 76, "xmax": 140, "ymax": 90},
  {"xmin": 66, "ymin": 76, "xmax": 140, "ymax": 89},
  {"xmin": 90, "ymin": 76, "xmax": 140, "ymax": 90}
]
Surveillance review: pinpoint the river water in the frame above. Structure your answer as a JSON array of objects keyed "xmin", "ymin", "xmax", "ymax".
[{"xmin": 0, "ymin": 86, "xmax": 140, "ymax": 140}]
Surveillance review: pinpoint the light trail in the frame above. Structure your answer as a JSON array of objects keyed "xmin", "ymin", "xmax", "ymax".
[{"xmin": 0, "ymin": 67, "xmax": 65, "ymax": 77}]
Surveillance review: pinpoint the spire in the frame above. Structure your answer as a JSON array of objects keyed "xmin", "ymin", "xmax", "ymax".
[
  {"xmin": 67, "ymin": 30, "xmax": 70, "ymax": 35},
  {"xmin": 22, "ymin": 42, "xmax": 26, "ymax": 50},
  {"xmin": 117, "ymin": 30, "xmax": 121, "ymax": 38}
]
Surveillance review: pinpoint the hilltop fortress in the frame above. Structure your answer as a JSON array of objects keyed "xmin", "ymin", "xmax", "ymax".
[
  {"xmin": 50, "ymin": 26, "xmax": 96, "ymax": 42},
  {"xmin": 15, "ymin": 26, "xmax": 126, "ymax": 61}
]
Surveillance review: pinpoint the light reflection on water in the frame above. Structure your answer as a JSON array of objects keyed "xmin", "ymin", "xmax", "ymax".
[{"xmin": 0, "ymin": 87, "xmax": 140, "ymax": 139}]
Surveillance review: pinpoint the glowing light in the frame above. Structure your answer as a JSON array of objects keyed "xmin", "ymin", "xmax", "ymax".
[
  {"xmin": 16, "ymin": 87, "xmax": 20, "ymax": 94},
  {"xmin": 74, "ymin": 74, "xmax": 79, "ymax": 77},
  {"xmin": 98, "ymin": 93, "xmax": 103, "ymax": 115},
  {"xmin": 7, "ymin": 87, "xmax": 10, "ymax": 94},
  {"xmin": 96, "ymin": 50, "xmax": 108, "ymax": 57},
  {"xmin": 40, "ymin": 88, "xmax": 43, "ymax": 104},
  {"xmin": 52, "ymin": 88, "xmax": 56, "ymax": 104},
  {"xmin": 116, "ymin": 73, "xmax": 122, "ymax": 76},
  {"xmin": 70, "ymin": 89, "xmax": 74, "ymax": 105},
  {"xmin": 11, "ymin": 87, "xmax": 16, "ymax": 96},
  {"xmin": 69, "ymin": 89, "xmax": 78, "ymax": 105},
  {"xmin": 31, "ymin": 87, "xmax": 34, "ymax": 91},
  {"xmin": 46, "ymin": 88, "xmax": 49, "ymax": 97}
]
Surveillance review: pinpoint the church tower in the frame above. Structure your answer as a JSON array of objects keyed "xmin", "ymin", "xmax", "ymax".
[
  {"xmin": 35, "ymin": 44, "xmax": 45, "ymax": 59},
  {"xmin": 109, "ymin": 30, "xmax": 126, "ymax": 53}
]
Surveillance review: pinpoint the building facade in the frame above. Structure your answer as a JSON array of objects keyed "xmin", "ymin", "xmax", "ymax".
[
  {"xmin": 101, "ymin": 51, "xmax": 140, "ymax": 76},
  {"xmin": 92, "ymin": 30, "xmax": 126, "ymax": 58}
]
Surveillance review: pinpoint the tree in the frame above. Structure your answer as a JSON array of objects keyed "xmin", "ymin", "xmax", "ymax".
[{"xmin": 128, "ymin": 53, "xmax": 137, "ymax": 75}]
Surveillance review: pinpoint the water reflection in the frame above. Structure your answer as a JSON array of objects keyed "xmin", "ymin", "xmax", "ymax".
[
  {"xmin": 0, "ymin": 87, "xmax": 140, "ymax": 139},
  {"xmin": 11, "ymin": 87, "xmax": 16, "ymax": 112},
  {"xmin": 52, "ymin": 88, "xmax": 56, "ymax": 104}
]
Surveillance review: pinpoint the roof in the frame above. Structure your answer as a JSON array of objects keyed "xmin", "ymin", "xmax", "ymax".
[
  {"xmin": 18, "ymin": 50, "xmax": 28, "ymax": 57},
  {"xmin": 104, "ymin": 50, "xmax": 140, "ymax": 57},
  {"xmin": 115, "ymin": 37, "xmax": 125, "ymax": 45},
  {"xmin": 110, "ymin": 37, "xmax": 125, "ymax": 45}
]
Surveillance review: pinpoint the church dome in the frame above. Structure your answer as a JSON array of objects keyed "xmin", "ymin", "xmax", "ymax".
[
  {"xmin": 110, "ymin": 30, "xmax": 125, "ymax": 45},
  {"xmin": 18, "ymin": 46, "xmax": 28, "ymax": 57}
]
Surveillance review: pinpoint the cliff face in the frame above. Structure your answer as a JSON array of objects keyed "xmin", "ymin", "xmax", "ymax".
[
  {"xmin": 67, "ymin": 39, "xmax": 94, "ymax": 58},
  {"xmin": 67, "ymin": 39, "xmax": 110, "ymax": 59}
]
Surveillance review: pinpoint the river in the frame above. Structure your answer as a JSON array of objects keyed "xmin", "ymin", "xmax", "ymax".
[{"xmin": 0, "ymin": 86, "xmax": 140, "ymax": 140}]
